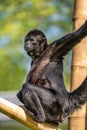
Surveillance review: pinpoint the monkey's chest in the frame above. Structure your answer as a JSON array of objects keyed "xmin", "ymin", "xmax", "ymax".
[{"xmin": 36, "ymin": 62, "xmax": 58, "ymax": 88}]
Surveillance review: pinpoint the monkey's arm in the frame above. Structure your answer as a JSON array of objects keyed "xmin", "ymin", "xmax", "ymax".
[
  {"xmin": 29, "ymin": 20, "xmax": 87, "ymax": 83},
  {"xmin": 52, "ymin": 20, "xmax": 87, "ymax": 57}
]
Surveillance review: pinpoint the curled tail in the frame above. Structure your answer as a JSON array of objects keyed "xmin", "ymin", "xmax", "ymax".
[{"xmin": 68, "ymin": 77, "xmax": 87, "ymax": 114}]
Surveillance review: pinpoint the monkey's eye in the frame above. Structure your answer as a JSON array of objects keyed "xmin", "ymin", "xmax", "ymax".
[
  {"xmin": 32, "ymin": 42, "xmax": 36, "ymax": 46},
  {"xmin": 37, "ymin": 40, "xmax": 42, "ymax": 44},
  {"xmin": 30, "ymin": 38, "xmax": 34, "ymax": 41}
]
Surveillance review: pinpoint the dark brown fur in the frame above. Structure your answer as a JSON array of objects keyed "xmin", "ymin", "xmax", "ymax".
[{"xmin": 17, "ymin": 21, "xmax": 87, "ymax": 125}]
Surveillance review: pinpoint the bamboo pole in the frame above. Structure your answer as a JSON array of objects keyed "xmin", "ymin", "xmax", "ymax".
[
  {"xmin": 0, "ymin": 97, "xmax": 60, "ymax": 130},
  {"xmin": 69, "ymin": 0, "xmax": 87, "ymax": 130}
]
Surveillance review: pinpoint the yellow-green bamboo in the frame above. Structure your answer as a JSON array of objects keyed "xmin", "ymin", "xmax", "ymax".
[{"xmin": 69, "ymin": 0, "xmax": 87, "ymax": 130}]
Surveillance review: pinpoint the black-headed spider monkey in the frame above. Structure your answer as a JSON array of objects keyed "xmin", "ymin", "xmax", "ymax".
[{"xmin": 17, "ymin": 21, "xmax": 87, "ymax": 125}]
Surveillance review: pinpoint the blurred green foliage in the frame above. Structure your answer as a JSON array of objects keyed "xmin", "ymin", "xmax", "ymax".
[{"xmin": 0, "ymin": 0, "xmax": 74, "ymax": 90}]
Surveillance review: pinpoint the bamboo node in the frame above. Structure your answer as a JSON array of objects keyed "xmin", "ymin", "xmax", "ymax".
[
  {"xmin": 71, "ymin": 64, "xmax": 87, "ymax": 69},
  {"xmin": 73, "ymin": 16, "xmax": 87, "ymax": 21}
]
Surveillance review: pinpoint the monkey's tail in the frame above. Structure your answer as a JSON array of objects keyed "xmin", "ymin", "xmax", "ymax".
[{"xmin": 68, "ymin": 77, "xmax": 87, "ymax": 115}]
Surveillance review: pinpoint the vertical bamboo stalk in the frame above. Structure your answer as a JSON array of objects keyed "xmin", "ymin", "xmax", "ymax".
[{"xmin": 69, "ymin": 0, "xmax": 87, "ymax": 130}]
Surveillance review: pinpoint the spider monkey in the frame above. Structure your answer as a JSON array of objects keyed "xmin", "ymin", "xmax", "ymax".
[
  {"xmin": 24, "ymin": 29, "xmax": 50, "ymax": 88},
  {"xmin": 17, "ymin": 21, "xmax": 87, "ymax": 125}
]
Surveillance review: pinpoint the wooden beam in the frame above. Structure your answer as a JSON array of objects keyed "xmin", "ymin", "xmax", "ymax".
[{"xmin": 0, "ymin": 97, "xmax": 60, "ymax": 130}]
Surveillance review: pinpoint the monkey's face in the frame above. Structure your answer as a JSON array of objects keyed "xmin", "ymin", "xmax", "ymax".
[{"xmin": 24, "ymin": 29, "xmax": 47, "ymax": 59}]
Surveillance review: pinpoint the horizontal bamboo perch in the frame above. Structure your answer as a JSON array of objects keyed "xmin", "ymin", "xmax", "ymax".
[{"xmin": 0, "ymin": 97, "xmax": 60, "ymax": 130}]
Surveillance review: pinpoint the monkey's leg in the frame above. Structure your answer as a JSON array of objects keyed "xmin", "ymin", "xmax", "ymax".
[
  {"xmin": 18, "ymin": 83, "xmax": 46, "ymax": 122},
  {"xmin": 17, "ymin": 89, "xmax": 24, "ymax": 104}
]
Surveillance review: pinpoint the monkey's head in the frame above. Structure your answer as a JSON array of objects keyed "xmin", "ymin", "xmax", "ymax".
[{"xmin": 24, "ymin": 29, "xmax": 47, "ymax": 59}]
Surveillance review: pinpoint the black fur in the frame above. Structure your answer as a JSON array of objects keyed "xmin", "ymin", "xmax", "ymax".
[{"xmin": 17, "ymin": 21, "xmax": 87, "ymax": 125}]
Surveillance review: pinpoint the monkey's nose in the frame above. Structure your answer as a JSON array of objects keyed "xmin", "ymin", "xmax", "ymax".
[{"xmin": 24, "ymin": 42, "xmax": 33, "ymax": 51}]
